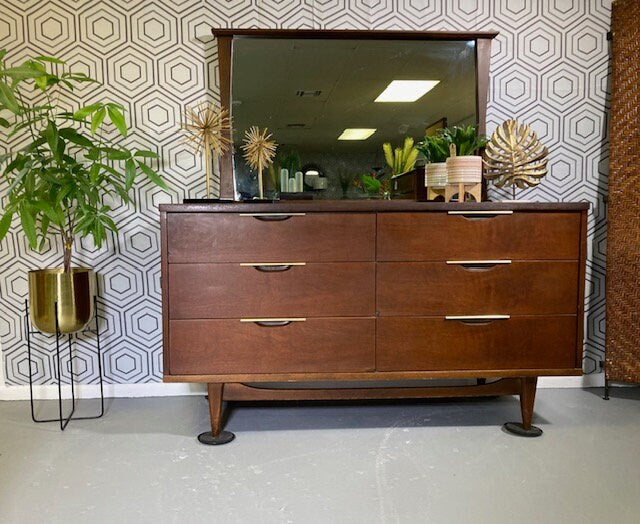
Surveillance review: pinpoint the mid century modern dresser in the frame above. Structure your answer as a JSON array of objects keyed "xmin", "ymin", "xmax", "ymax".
[{"xmin": 160, "ymin": 200, "xmax": 588, "ymax": 444}]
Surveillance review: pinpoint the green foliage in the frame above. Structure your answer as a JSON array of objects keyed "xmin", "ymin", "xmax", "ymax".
[
  {"xmin": 0, "ymin": 49, "xmax": 167, "ymax": 271},
  {"xmin": 443, "ymin": 125, "xmax": 488, "ymax": 156},
  {"xmin": 383, "ymin": 137, "xmax": 419, "ymax": 177},
  {"xmin": 416, "ymin": 134, "xmax": 451, "ymax": 163}
]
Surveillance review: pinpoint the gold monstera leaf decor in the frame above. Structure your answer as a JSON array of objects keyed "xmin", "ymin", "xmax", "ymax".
[{"xmin": 483, "ymin": 119, "xmax": 548, "ymax": 198}]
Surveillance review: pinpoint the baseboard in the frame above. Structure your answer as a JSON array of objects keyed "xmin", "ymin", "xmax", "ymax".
[{"xmin": 0, "ymin": 375, "xmax": 605, "ymax": 401}]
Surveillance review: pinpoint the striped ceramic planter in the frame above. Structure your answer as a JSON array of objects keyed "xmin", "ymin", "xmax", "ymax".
[
  {"xmin": 446, "ymin": 155, "xmax": 483, "ymax": 184},
  {"xmin": 425, "ymin": 162, "xmax": 448, "ymax": 189}
]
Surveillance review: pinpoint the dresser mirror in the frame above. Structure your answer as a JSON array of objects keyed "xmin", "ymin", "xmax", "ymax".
[{"xmin": 212, "ymin": 29, "xmax": 497, "ymax": 200}]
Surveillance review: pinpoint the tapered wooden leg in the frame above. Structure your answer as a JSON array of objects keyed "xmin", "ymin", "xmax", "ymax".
[
  {"xmin": 197, "ymin": 383, "xmax": 235, "ymax": 445},
  {"xmin": 503, "ymin": 377, "xmax": 543, "ymax": 437}
]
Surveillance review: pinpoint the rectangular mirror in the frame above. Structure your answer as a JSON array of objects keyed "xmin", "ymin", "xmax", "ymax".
[{"xmin": 221, "ymin": 31, "xmax": 494, "ymax": 200}]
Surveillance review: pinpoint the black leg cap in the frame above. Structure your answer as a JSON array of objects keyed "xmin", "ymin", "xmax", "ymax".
[
  {"xmin": 197, "ymin": 430, "xmax": 235, "ymax": 445},
  {"xmin": 502, "ymin": 422, "xmax": 543, "ymax": 437}
]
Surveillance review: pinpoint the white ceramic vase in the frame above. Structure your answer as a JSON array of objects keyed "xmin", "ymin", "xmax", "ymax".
[
  {"xmin": 446, "ymin": 155, "xmax": 483, "ymax": 184},
  {"xmin": 425, "ymin": 162, "xmax": 448, "ymax": 189}
]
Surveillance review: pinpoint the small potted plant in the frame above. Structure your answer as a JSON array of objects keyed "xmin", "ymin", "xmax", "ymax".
[
  {"xmin": 444, "ymin": 125, "xmax": 488, "ymax": 185},
  {"xmin": 0, "ymin": 50, "xmax": 167, "ymax": 333},
  {"xmin": 417, "ymin": 133, "xmax": 450, "ymax": 191}
]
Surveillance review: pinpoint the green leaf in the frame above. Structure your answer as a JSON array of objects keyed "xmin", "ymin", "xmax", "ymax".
[
  {"xmin": 73, "ymin": 103, "xmax": 102, "ymax": 120},
  {"xmin": 34, "ymin": 55, "xmax": 65, "ymax": 64},
  {"xmin": 90, "ymin": 106, "xmax": 106, "ymax": 134},
  {"xmin": 59, "ymin": 127, "xmax": 94, "ymax": 148},
  {"xmin": 0, "ymin": 211, "xmax": 13, "ymax": 241},
  {"xmin": 137, "ymin": 161, "xmax": 168, "ymax": 190},
  {"xmin": 0, "ymin": 117, "xmax": 9, "ymax": 127},
  {"xmin": 133, "ymin": 150, "xmax": 159, "ymax": 158},
  {"xmin": 85, "ymin": 148, "xmax": 100, "ymax": 161},
  {"xmin": 107, "ymin": 105, "xmax": 127, "ymax": 137},
  {"xmin": 20, "ymin": 206, "xmax": 37, "ymax": 249},
  {"xmin": 44, "ymin": 120, "xmax": 59, "ymax": 156},
  {"xmin": 0, "ymin": 65, "xmax": 46, "ymax": 81},
  {"xmin": 125, "ymin": 158, "xmax": 136, "ymax": 191},
  {"xmin": 0, "ymin": 81, "xmax": 20, "ymax": 113},
  {"xmin": 105, "ymin": 149, "xmax": 130, "ymax": 161},
  {"xmin": 0, "ymin": 49, "xmax": 7, "ymax": 63}
]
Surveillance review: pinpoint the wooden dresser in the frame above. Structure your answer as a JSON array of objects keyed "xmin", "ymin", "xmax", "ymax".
[{"xmin": 160, "ymin": 201, "xmax": 588, "ymax": 444}]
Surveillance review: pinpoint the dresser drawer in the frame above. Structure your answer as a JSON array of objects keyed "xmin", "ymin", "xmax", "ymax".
[
  {"xmin": 377, "ymin": 212, "xmax": 581, "ymax": 261},
  {"xmin": 167, "ymin": 212, "xmax": 375, "ymax": 263},
  {"xmin": 377, "ymin": 316, "xmax": 577, "ymax": 371},
  {"xmin": 169, "ymin": 262, "xmax": 375, "ymax": 318},
  {"xmin": 377, "ymin": 261, "xmax": 579, "ymax": 316},
  {"xmin": 169, "ymin": 318, "xmax": 375, "ymax": 374}
]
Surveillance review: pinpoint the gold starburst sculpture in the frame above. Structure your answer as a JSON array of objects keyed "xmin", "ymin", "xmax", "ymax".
[
  {"xmin": 241, "ymin": 126, "xmax": 277, "ymax": 199},
  {"xmin": 483, "ymin": 119, "xmax": 548, "ymax": 199},
  {"xmin": 182, "ymin": 102, "xmax": 231, "ymax": 198}
]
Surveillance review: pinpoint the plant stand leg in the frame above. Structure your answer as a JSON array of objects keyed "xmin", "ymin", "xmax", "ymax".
[
  {"xmin": 198, "ymin": 383, "xmax": 235, "ymax": 445},
  {"xmin": 604, "ymin": 378, "xmax": 610, "ymax": 400},
  {"xmin": 503, "ymin": 377, "xmax": 543, "ymax": 437}
]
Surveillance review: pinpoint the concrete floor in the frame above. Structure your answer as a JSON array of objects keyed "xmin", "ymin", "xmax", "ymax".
[{"xmin": 1, "ymin": 388, "xmax": 639, "ymax": 524}]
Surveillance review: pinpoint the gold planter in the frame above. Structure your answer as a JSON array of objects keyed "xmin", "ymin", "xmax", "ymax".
[{"xmin": 28, "ymin": 268, "xmax": 96, "ymax": 334}]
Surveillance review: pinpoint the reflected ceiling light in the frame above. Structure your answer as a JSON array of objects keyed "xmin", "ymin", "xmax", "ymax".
[
  {"xmin": 338, "ymin": 128, "xmax": 377, "ymax": 140},
  {"xmin": 375, "ymin": 80, "xmax": 440, "ymax": 102}
]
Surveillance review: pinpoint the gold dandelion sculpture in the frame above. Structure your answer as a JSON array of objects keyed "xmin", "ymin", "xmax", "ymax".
[
  {"xmin": 241, "ymin": 126, "xmax": 277, "ymax": 199},
  {"xmin": 182, "ymin": 102, "xmax": 231, "ymax": 198}
]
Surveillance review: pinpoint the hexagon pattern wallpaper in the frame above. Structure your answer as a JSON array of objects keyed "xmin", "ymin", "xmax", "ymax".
[{"xmin": 0, "ymin": 0, "xmax": 611, "ymax": 385}]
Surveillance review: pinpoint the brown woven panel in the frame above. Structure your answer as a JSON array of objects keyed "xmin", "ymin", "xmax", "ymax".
[{"xmin": 606, "ymin": 0, "xmax": 640, "ymax": 384}]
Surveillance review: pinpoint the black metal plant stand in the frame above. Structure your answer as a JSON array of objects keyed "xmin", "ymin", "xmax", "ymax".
[{"xmin": 24, "ymin": 296, "xmax": 104, "ymax": 430}]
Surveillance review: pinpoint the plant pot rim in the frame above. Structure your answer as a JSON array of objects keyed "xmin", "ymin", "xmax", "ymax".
[{"xmin": 29, "ymin": 267, "xmax": 93, "ymax": 275}]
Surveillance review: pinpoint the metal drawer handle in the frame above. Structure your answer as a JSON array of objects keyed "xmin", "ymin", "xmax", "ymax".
[
  {"xmin": 239, "ymin": 213, "xmax": 306, "ymax": 221},
  {"xmin": 447, "ymin": 210, "xmax": 513, "ymax": 219},
  {"xmin": 447, "ymin": 260, "xmax": 512, "ymax": 270},
  {"xmin": 240, "ymin": 262, "xmax": 306, "ymax": 272},
  {"xmin": 241, "ymin": 318, "xmax": 307, "ymax": 327},
  {"xmin": 445, "ymin": 315, "xmax": 510, "ymax": 324}
]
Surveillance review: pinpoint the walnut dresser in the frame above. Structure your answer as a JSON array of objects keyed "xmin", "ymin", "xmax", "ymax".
[{"xmin": 160, "ymin": 201, "xmax": 588, "ymax": 444}]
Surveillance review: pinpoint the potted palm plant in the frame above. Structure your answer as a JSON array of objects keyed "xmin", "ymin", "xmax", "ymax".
[
  {"xmin": 417, "ymin": 133, "xmax": 450, "ymax": 191},
  {"xmin": 0, "ymin": 49, "xmax": 167, "ymax": 333},
  {"xmin": 444, "ymin": 125, "xmax": 488, "ymax": 186}
]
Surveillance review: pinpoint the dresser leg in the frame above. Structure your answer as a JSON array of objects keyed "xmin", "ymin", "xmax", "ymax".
[
  {"xmin": 198, "ymin": 383, "xmax": 235, "ymax": 445},
  {"xmin": 503, "ymin": 377, "xmax": 543, "ymax": 437}
]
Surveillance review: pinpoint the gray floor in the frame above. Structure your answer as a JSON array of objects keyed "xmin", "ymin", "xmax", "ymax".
[{"xmin": 1, "ymin": 388, "xmax": 640, "ymax": 524}]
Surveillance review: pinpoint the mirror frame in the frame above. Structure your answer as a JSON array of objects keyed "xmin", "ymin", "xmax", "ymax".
[{"xmin": 212, "ymin": 28, "xmax": 498, "ymax": 200}]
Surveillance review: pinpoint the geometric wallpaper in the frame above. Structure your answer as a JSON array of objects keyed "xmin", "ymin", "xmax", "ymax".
[{"xmin": 0, "ymin": 0, "xmax": 611, "ymax": 385}]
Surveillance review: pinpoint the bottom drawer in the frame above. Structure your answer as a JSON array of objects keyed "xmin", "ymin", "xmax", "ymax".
[
  {"xmin": 169, "ymin": 318, "xmax": 375, "ymax": 374},
  {"xmin": 377, "ymin": 316, "xmax": 577, "ymax": 371}
]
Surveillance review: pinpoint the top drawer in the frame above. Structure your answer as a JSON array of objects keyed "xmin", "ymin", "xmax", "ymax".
[
  {"xmin": 377, "ymin": 211, "xmax": 581, "ymax": 261},
  {"xmin": 167, "ymin": 212, "xmax": 375, "ymax": 263}
]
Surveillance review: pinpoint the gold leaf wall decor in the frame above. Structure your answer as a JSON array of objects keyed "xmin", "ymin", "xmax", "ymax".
[
  {"xmin": 181, "ymin": 102, "xmax": 232, "ymax": 198},
  {"xmin": 483, "ymin": 119, "xmax": 548, "ymax": 198},
  {"xmin": 241, "ymin": 126, "xmax": 277, "ymax": 199}
]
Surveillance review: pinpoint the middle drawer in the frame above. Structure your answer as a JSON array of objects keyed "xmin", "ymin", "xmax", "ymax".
[
  {"xmin": 169, "ymin": 262, "xmax": 375, "ymax": 318},
  {"xmin": 377, "ymin": 261, "xmax": 579, "ymax": 316}
]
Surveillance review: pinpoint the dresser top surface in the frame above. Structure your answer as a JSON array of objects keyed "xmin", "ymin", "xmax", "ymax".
[{"xmin": 159, "ymin": 200, "xmax": 589, "ymax": 214}]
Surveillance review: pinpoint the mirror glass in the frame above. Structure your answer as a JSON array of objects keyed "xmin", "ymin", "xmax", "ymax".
[{"xmin": 231, "ymin": 37, "xmax": 478, "ymax": 199}]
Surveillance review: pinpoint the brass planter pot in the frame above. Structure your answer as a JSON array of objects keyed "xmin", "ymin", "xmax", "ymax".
[{"xmin": 28, "ymin": 268, "xmax": 96, "ymax": 334}]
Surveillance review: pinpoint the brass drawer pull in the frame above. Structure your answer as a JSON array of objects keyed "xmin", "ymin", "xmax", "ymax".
[
  {"xmin": 445, "ymin": 315, "xmax": 510, "ymax": 324},
  {"xmin": 239, "ymin": 213, "xmax": 306, "ymax": 221},
  {"xmin": 447, "ymin": 210, "xmax": 513, "ymax": 219},
  {"xmin": 446, "ymin": 260, "xmax": 512, "ymax": 270},
  {"xmin": 241, "ymin": 318, "xmax": 307, "ymax": 327},
  {"xmin": 240, "ymin": 262, "xmax": 306, "ymax": 272}
]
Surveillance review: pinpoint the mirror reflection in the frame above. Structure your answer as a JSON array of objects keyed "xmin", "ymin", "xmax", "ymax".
[{"xmin": 231, "ymin": 37, "xmax": 478, "ymax": 199}]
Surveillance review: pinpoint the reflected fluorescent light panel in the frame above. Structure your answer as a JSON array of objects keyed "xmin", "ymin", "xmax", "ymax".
[
  {"xmin": 338, "ymin": 128, "xmax": 377, "ymax": 140},
  {"xmin": 375, "ymin": 80, "xmax": 440, "ymax": 102}
]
